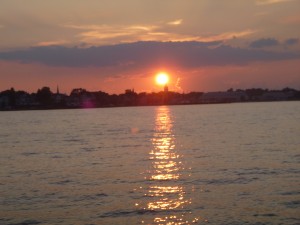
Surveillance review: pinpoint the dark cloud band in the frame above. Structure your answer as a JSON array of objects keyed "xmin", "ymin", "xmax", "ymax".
[{"xmin": 0, "ymin": 41, "xmax": 299, "ymax": 68}]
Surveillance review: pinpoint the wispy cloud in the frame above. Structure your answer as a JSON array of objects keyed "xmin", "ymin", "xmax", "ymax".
[
  {"xmin": 256, "ymin": 0, "xmax": 295, "ymax": 5},
  {"xmin": 63, "ymin": 23, "xmax": 158, "ymax": 31},
  {"xmin": 79, "ymin": 31, "xmax": 131, "ymax": 41},
  {"xmin": 63, "ymin": 22, "xmax": 256, "ymax": 46},
  {"xmin": 64, "ymin": 23, "xmax": 161, "ymax": 45},
  {"xmin": 127, "ymin": 25, "xmax": 155, "ymax": 31},
  {"xmin": 36, "ymin": 40, "xmax": 68, "ymax": 47},
  {"xmin": 167, "ymin": 19, "xmax": 183, "ymax": 26}
]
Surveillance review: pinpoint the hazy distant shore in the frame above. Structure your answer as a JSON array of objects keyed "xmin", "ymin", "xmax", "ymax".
[{"xmin": 1, "ymin": 87, "xmax": 299, "ymax": 111}]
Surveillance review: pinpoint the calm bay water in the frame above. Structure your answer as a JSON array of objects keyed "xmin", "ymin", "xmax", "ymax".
[{"xmin": 1, "ymin": 102, "xmax": 299, "ymax": 225}]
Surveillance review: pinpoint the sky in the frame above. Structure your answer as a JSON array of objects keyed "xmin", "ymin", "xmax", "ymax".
[{"xmin": 0, "ymin": 0, "xmax": 300, "ymax": 94}]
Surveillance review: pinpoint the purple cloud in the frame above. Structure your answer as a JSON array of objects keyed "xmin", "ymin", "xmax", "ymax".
[
  {"xmin": 249, "ymin": 38, "xmax": 279, "ymax": 48},
  {"xmin": 0, "ymin": 41, "xmax": 299, "ymax": 69},
  {"xmin": 284, "ymin": 38, "xmax": 299, "ymax": 46}
]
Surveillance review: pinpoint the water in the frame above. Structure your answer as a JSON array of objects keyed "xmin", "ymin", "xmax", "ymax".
[{"xmin": 0, "ymin": 102, "xmax": 299, "ymax": 225}]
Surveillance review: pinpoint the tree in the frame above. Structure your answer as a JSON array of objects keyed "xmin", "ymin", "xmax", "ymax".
[
  {"xmin": 70, "ymin": 88, "xmax": 87, "ymax": 97},
  {"xmin": 36, "ymin": 87, "xmax": 53, "ymax": 106}
]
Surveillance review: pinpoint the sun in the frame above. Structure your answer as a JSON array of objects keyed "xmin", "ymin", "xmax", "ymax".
[{"xmin": 156, "ymin": 72, "xmax": 169, "ymax": 86}]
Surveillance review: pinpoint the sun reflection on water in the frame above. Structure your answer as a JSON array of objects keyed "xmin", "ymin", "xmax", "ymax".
[{"xmin": 137, "ymin": 106, "xmax": 198, "ymax": 224}]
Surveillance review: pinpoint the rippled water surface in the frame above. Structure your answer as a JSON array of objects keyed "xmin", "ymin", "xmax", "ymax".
[{"xmin": 1, "ymin": 102, "xmax": 300, "ymax": 225}]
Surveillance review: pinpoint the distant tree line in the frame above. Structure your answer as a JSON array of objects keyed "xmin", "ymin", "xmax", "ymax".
[{"xmin": 0, "ymin": 86, "xmax": 299, "ymax": 110}]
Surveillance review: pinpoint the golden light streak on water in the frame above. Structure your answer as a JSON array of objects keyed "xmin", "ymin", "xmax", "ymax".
[{"xmin": 140, "ymin": 106, "xmax": 199, "ymax": 224}]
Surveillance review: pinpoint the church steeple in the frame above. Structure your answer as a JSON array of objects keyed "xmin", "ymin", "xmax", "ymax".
[
  {"xmin": 164, "ymin": 84, "xmax": 168, "ymax": 93},
  {"xmin": 56, "ymin": 85, "xmax": 60, "ymax": 95}
]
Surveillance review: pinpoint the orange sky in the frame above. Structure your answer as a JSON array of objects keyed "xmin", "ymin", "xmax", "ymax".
[{"xmin": 1, "ymin": 58, "xmax": 299, "ymax": 94}]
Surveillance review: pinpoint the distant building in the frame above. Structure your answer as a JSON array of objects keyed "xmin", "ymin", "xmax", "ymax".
[
  {"xmin": 53, "ymin": 86, "xmax": 67, "ymax": 105},
  {"xmin": 0, "ymin": 95, "xmax": 10, "ymax": 109},
  {"xmin": 260, "ymin": 92, "xmax": 290, "ymax": 101},
  {"xmin": 125, "ymin": 89, "xmax": 135, "ymax": 95},
  {"xmin": 164, "ymin": 85, "xmax": 168, "ymax": 93},
  {"xmin": 15, "ymin": 93, "xmax": 32, "ymax": 106},
  {"xmin": 200, "ymin": 91, "xmax": 247, "ymax": 103}
]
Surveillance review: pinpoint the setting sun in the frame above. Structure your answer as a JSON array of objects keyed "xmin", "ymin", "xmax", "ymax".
[{"xmin": 156, "ymin": 72, "xmax": 169, "ymax": 86}]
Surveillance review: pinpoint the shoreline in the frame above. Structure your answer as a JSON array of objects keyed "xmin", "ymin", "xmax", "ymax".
[{"xmin": 1, "ymin": 99, "xmax": 299, "ymax": 112}]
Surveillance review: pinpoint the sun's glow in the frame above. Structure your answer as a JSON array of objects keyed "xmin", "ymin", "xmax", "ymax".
[{"xmin": 156, "ymin": 73, "xmax": 169, "ymax": 85}]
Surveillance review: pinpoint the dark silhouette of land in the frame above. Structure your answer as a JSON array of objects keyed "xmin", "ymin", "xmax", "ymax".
[{"xmin": 0, "ymin": 86, "xmax": 299, "ymax": 111}]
